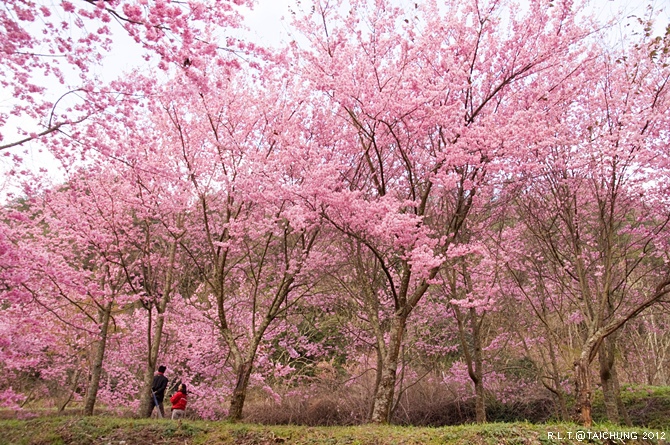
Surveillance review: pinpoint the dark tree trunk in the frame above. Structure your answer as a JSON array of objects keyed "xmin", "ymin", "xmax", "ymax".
[
  {"xmin": 57, "ymin": 370, "xmax": 81, "ymax": 413},
  {"xmin": 471, "ymin": 306, "xmax": 486, "ymax": 423},
  {"xmin": 228, "ymin": 361, "xmax": 254, "ymax": 422},
  {"xmin": 598, "ymin": 335, "xmax": 632, "ymax": 425},
  {"xmin": 598, "ymin": 339, "xmax": 620, "ymax": 424},
  {"xmin": 83, "ymin": 301, "xmax": 113, "ymax": 416},
  {"xmin": 227, "ymin": 333, "xmax": 264, "ymax": 422}
]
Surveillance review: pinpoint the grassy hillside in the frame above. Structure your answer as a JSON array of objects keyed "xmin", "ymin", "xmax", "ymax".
[
  {"xmin": 0, "ymin": 418, "xmax": 667, "ymax": 445},
  {"xmin": 592, "ymin": 386, "xmax": 670, "ymax": 430}
]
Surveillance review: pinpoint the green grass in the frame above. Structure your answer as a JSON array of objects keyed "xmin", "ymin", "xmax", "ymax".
[
  {"xmin": 0, "ymin": 418, "xmax": 667, "ymax": 445},
  {"xmin": 591, "ymin": 385, "xmax": 670, "ymax": 430},
  {"xmin": 1, "ymin": 387, "xmax": 668, "ymax": 444}
]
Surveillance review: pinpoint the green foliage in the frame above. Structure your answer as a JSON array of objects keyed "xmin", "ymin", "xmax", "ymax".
[
  {"xmin": 0, "ymin": 419, "xmax": 667, "ymax": 445},
  {"xmin": 0, "ymin": 417, "xmax": 208, "ymax": 445},
  {"xmin": 269, "ymin": 307, "xmax": 349, "ymax": 381},
  {"xmin": 592, "ymin": 386, "xmax": 670, "ymax": 430}
]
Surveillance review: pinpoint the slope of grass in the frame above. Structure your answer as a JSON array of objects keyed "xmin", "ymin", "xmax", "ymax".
[
  {"xmin": 589, "ymin": 385, "xmax": 670, "ymax": 430},
  {"xmin": 0, "ymin": 418, "xmax": 667, "ymax": 445}
]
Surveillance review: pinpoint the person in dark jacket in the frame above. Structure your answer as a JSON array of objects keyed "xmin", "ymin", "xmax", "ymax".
[
  {"xmin": 170, "ymin": 383, "xmax": 188, "ymax": 420},
  {"xmin": 149, "ymin": 365, "xmax": 168, "ymax": 418}
]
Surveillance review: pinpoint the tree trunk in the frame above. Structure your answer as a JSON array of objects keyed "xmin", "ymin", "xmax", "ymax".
[
  {"xmin": 140, "ymin": 305, "xmax": 167, "ymax": 417},
  {"xmin": 57, "ymin": 370, "xmax": 81, "ymax": 413},
  {"xmin": 139, "ymin": 238, "xmax": 178, "ymax": 417},
  {"xmin": 574, "ymin": 356, "xmax": 593, "ymax": 427},
  {"xmin": 556, "ymin": 387, "xmax": 569, "ymax": 421},
  {"xmin": 474, "ymin": 376, "xmax": 486, "ymax": 423},
  {"xmin": 598, "ymin": 340, "xmax": 620, "ymax": 424},
  {"xmin": 368, "ymin": 348, "xmax": 384, "ymax": 422},
  {"xmin": 83, "ymin": 300, "xmax": 113, "ymax": 416},
  {"xmin": 471, "ymin": 307, "xmax": 486, "ymax": 423},
  {"xmin": 139, "ymin": 308, "xmax": 158, "ymax": 417},
  {"xmin": 453, "ymin": 303, "xmax": 486, "ymax": 423},
  {"xmin": 548, "ymin": 338, "xmax": 569, "ymax": 421},
  {"xmin": 610, "ymin": 358, "xmax": 632, "ymax": 426},
  {"xmin": 370, "ymin": 315, "xmax": 406, "ymax": 424},
  {"xmin": 227, "ymin": 330, "xmax": 265, "ymax": 422},
  {"xmin": 598, "ymin": 335, "xmax": 631, "ymax": 425},
  {"xmin": 228, "ymin": 360, "xmax": 254, "ymax": 422}
]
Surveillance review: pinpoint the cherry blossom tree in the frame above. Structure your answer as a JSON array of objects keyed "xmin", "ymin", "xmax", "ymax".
[
  {"xmin": 292, "ymin": 0, "xmax": 594, "ymax": 423},
  {"xmin": 142, "ymin": 63, "xmax": 330, "ymax": 420},
  {"xmin": 39, "ymin": 169, "xmax": 147, "ymax": 415},
  {"xmin": 0, "ymin": 207, "xmax": 73, "ymax": 412},
  {"xmin": 505, "ymin": 32, "xmax": 670, "ymax": 425}
]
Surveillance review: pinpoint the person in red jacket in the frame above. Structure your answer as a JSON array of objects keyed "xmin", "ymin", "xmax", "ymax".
[{"xmin": 170, "ymin": 383, "xmax": 188, "ymax": 420}]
